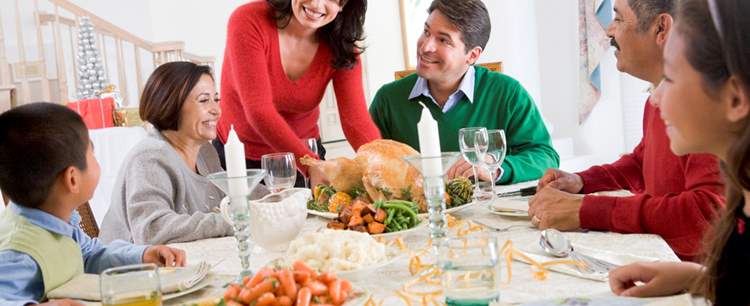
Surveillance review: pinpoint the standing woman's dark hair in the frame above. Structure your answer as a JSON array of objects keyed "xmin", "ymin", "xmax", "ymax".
[
  {"xmin": 677, "ymin": 0, "xmax": 750, "ymax": 304},
  {"xmin": 267, "ymin": 0, "xmax": 366, "ymax": 69}
]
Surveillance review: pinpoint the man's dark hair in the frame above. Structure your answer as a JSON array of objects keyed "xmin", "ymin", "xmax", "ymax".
[
  {"xmin": 140, "ymin": 61, "xmax": 213, "ymax": 131},
  {"xmin": 0, "ymin": 102, "xmax": 89, "ymax": 208},
  {"xmin": 428, "ymin": 0, "xmax": 491, "ymax": 53},
  {"xmin": 628, "ymin": 0, "xmax": 675, "ymax": 32}
]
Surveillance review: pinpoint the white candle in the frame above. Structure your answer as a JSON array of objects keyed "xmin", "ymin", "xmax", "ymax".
[
  {"xmin": 225, "ymin": 125, "xmax": 249, "ymax": 197},
  {"xmin": 417, "ymin": 103, "xmax": 443, "ymax": 177}
]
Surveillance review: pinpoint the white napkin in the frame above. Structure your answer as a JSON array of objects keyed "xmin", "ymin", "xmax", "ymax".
[
  {"xmin": 490, "ymin": 197, "xmax": 529, "ymax": 213},
  {"xmin": 46, "ymin": 262, "xmax": 210, "ymax": 301},
  {"xmin": 513, "ymin": 244, "xmax": 660, "ymax": 282}
]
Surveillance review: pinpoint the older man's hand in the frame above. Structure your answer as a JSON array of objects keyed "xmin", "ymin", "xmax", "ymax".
[
  {"xmin": 527, "ymin": 187, "xmax": 583, "ymax": 231},
  {"xmin": 536, "ymin": 169, "xmax": 584, "ymax": 194}
]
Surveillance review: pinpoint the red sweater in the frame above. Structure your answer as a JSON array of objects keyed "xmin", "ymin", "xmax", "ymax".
[
  {"xmin": 217, "ymin": 2, "xmax": 381, "ymax": 169},
  {"xmin": 577, "ymin": 100, "xmax": 725, "ymax": 261}
]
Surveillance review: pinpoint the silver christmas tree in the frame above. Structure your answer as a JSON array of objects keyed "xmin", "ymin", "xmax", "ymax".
[{"xmin": 75, "ymin": 17, "xmax": 108, "ymax": 99}]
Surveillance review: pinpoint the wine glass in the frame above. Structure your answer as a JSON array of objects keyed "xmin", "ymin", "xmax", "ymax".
[
  {"xmin": 458, "ymin": 127, "xmax": 489, "ymax": 199},
  {"xmin": 100, "ymin": 264, "xmax": 161, "ymax": 306},
  {"xmin": 477, "ymin": 129, "xmax": 507, "ymax": 198},
  {"xmin": 261, "ymin": 152, "xmax": 297, "ymax": 193},
  {"xmin": 303, "ymin": 138, "xmax": 319, "ymax": 188}
]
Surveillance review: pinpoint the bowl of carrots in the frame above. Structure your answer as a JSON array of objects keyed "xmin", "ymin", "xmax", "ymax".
[{"xmin": 220, "ymin": 261, "xmax": 363, "ymax": 306}]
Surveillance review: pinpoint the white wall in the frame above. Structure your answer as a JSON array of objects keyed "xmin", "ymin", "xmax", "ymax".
[{"xmin": 147, "ymin": 0, "xmax": 249, "ymax": 83}]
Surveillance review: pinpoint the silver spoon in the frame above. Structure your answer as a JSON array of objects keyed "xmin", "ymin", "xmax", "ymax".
[{"xmin": 539, "ymin": 229, "xmax": 619, "ymax": 274}]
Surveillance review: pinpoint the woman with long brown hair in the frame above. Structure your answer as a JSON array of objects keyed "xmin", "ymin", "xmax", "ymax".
[
  {"xmin": 215, "ymin": 0, "xmax": 381, "ymax": 187},
  {"xmin": 608, "ymin": 0, "xmax": 750, "ymax": 304}
]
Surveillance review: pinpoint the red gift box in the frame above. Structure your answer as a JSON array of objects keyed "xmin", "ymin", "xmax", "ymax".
[{"xmin": 67, "ymin": 97, "xmax": 115, "ymax": 129}]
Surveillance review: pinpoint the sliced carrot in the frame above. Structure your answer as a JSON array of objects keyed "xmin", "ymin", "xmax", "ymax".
[
  {"xmin": 224, "ymin": 284, "xmax": 242, "ymax": 301},
  {"xmin": 297, "ymin": 287, "xmax": 312, "ymax": 306},
  {"xmin": 245, "ymin": 278, "xmax": 277, "ymax": 302},
  {"xmin": 278, "ymin": 269, "xmax": 298, "ymax": 299},
  {"xmin": 318, "ymin": 272, "xmax": 337, "ymax": 284},
  {"xmin": 247, "ymin": 268, "xmax": 273, "ymax": 288},
  {"xmin": 238, "ymin": 288, "xmax": 253, "ymax": 304},
  {"xmin": 226, "ymin": 300, "xmax": 245, "ymax": 306},
  {"xmin": 293, "ymin": 270, "xmax": 311, "ymax": 284},
  {"xmin": 340, "ymin": 279, "xmax": 352, "ymax": 294},
  {"xmin": 277, "ymin": 296, "xmax": 293, "ymax": 306},
  {"xmin": 305, "ymin": 280, "xmax": 328, "ymax": 296},
  {"xmin": 256, "ymin": 292, "xmax": 277, "ymax": 306},
  {"xmin": 328, "ymin": 279, "xmax": 344, "ymax": 305}
]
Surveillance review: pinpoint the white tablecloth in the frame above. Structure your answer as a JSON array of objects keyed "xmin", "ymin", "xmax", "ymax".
[{"xmin": 164, "ymin": 182, "xmax": 693, "ymax": 305}]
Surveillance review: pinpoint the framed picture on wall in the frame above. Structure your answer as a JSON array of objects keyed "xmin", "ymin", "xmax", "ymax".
[{"xmin": 399, "ymin": 0, "xmax": 430, "ymax": 69}]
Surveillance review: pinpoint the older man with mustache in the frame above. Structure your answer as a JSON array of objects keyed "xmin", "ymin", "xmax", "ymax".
[{"xmin": 528, "ymin": 0, "xmax": 725, "ymax": 261}]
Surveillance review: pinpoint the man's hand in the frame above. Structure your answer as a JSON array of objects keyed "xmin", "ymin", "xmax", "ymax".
[
  {"xmin": 527, "ymin": 187, "xmax": 583, "ymax": 231},
  {"xmin": 143, "ymin": 246, "xmax": 186, "ymax": 267},
  {"xmin": 37, "ymin": 299, "xmax": 85, "ymax": 306},
  {"xmin": 447, "ymin": 159, "xmax": 497, "ymax": 182},
  {"xmin": 536, "ymin": 169, "xmax": 584, "ymax": 193},
  {"xmin": 609, "ymin": 262, "xmax": 703, "ymax": 297}
]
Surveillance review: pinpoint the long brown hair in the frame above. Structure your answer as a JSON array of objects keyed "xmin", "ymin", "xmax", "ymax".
[
  {"xmin": 267, "ymin": 0, "xmax": 366, "ymax": 70},
  {"xmin": 676, "ymin": 0, "xmax": 750, "ymax": 303}
]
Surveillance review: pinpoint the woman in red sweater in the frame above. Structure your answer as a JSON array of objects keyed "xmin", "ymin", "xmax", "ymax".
[{"xmin": 214, "ymin": 0, "xmax": 380, "ymax": 187}]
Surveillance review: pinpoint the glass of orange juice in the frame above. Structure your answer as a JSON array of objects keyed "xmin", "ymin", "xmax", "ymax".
[{"xmin": 101, "ymin": 263, "xmax": 161, "ymax": 306}]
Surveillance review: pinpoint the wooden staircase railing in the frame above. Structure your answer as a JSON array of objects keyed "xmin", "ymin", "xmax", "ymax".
[{"xmin": 0, "ymin": 0, "xmax": 215, "ymax": 107}]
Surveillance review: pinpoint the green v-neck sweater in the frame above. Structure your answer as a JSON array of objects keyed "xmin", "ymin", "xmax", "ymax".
[{"xmin": 369, "ymin": 66, "xmax": 559, "ymax": 184}]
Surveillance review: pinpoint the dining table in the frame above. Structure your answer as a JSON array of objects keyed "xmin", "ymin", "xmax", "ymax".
[{"xmin": 164, "ymin": 181, "xmax": 707, "ymax": 306}]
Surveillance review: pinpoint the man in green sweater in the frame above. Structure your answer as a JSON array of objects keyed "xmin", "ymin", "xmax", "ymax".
[{"xmin": 369, "ymin": 0, "xmax": 558, "ymax": 184}]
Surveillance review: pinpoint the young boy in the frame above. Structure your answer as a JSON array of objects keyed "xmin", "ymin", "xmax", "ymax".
[{"xmin": 0, "ymin": 103, "xmax": 186, "ymax": 306}]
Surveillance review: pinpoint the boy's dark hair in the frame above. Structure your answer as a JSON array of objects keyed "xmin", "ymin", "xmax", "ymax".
[
  {"xmin": 628, "ymin": 0, "xmax": 675, "ymax": 32},
  {"xmin": 140, "ymin": 61, "xmax": 214, "ymax": 131},
  {"xmin": 428, "ymin": 0, "xmax": 491, "ymax": 53},
  {"xmin": 0, "ymin": 102, "xmax": 89, "ymax": 208}
]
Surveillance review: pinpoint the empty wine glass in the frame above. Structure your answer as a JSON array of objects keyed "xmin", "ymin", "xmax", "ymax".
[
  {"xmin": 478, "ymin": 129, "xmax": 507, "ymax": 198},
  {"xmin": 303, "ymin": 138, "xmax": 319, "ymax": 188},
  {"xmin": 261, "ymin": 152, "xmax": 297, "ymax": 193},
  {"xmin": 458, "ymin": 127, "xmax": 489, "ymax": 200}
]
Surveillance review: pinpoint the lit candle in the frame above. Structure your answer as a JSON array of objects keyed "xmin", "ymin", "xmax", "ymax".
[
  {"xmin": 225, "ymin": 125, "xmax": 249, "ymax": 197},
  {"xmin": 417, "ymin": 103, "xmax": 443, "ymax": 177}
]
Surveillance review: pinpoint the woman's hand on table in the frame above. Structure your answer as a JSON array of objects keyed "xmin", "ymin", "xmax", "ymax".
[
  {"xmin": 143, "ymin": 245, "xmax": 186, "ymax": 267},
  {"xmin": 609, "ymin": 262, "xmax": 704, "ymax": 297},
  {"xmin": 37, "ymin": 299, "xmax": 85, "ymax": 306},
  {"xmin": 536, "ymin": 169, "xmax": 584, "ymax": 193},
  {"xmin": 527, "ymin": 187, "xmax": 582, "ymax": 230}
]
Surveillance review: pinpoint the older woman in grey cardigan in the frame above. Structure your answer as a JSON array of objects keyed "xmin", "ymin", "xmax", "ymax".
[{"xmin": 100, "ymin": 62, "xmax": 266, "ymax": 244}]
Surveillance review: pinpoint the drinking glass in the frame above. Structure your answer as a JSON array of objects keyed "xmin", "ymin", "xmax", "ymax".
[
  {"xmin": 303, "ymin": 138, "xmax": 319, "ymax": 188},
  {"xmin": 458, "ymin": 127, "xmax": 490, "ymax": 200},
  {"xmin": 100, "ymin": 263, "xmax": 161, "ymax": 306},
  {"xmin": 476, "ymin": 129, "xmax": 507, "ymax": 197},
  {"xmin": 439, "ymin": 234, "xmax": 500, "ymax": 306},
  {"xmin": 261, "ymin": 152, "xmax": 297, "ymax": 193}
]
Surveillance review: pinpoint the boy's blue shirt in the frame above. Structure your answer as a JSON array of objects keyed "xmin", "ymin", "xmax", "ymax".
[{"xmin": 0, "ymin": 202, "xmax": 148, "ymax": 306}]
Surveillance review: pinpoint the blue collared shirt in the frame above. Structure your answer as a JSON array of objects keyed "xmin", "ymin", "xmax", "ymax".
[
  {"xmin": 408, "ymin": 66, "xmax": 475, "ymax": 113},
  {"xmin": 0, "ymin": 203, "xmax": 148, "ymax": 306}
]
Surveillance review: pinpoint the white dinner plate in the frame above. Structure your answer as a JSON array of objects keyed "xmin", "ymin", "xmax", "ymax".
[
  {"xmin": 417, "ymin": 200, "xmax": 480, "ymax": 217},
  {"xmin": 307, "ymin": 209, "xmax": 338, "ymax": 219}
]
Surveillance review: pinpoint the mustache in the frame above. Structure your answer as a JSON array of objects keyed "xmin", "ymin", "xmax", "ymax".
[{"xmin": 610, "ymin": 37, "xmax": 620, "ymax": 50}]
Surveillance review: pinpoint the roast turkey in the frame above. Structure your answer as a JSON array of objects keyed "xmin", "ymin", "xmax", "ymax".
[{"xmin": 301, "ymin": 139, "xmax": 425, "ymax": 210}]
